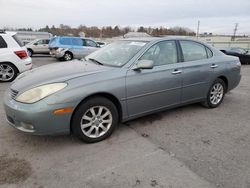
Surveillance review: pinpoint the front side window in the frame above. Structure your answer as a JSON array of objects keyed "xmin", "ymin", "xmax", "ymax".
[
  {"xmin": 180, "ymin": 41, "xmax": 207, "ymax": 62},
  {"xmin": 0, "ymin": 36, "xmax": 7, "ymax": 48},
  {"xmin": 140, "ymin": 41, "xmax": 177, "ymax": 66},
  {"xmin": 72, "ymin": 38, "xmax": 83, "ymax": 46},
  {"xmin": 86, "ymin": 39, "xmax": 97, "ymax": 47},
  {"xmin": 36, "ymin": 40, "xmax": 44, "ymax": 45}
]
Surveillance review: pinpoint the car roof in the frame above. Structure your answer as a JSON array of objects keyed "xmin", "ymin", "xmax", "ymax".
[{"xmin": 121, "ymin": 36, "xmax": 205, "ymax": 43}]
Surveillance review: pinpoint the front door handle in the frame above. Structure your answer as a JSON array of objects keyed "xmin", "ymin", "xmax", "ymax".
[
  {"xmin": 172, "ymin": 70, "xmax": 182, "ymax": 75},
  {"xmin": 210, "ymin": 64, "xmax": 218, "ymax": 68}
]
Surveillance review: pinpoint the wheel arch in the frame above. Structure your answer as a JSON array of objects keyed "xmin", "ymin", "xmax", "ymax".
[
  {"xmin": 65, "ymin": 51, "xmax": 74, "ymax": 58},
  {"xmin": 70, "ymin": 92, "xmax": 123, "ymax": 132},
  {"xmin": 27, "ymin": 48, "xmax": 33, "ymax": 53},
  {"xmin": 218, "ymin": 75, "xmax": 228, "ymax": 92},
  {"xmin": 0, "ymin": 61, "xmax": 19, "ymax": 73}
]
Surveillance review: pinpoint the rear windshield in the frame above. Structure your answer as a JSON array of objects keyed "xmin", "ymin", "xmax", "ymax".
[
  {"xmin": 49, "ymin": 37, "xmax": 57, "ymax": 46},
  {"xmin": 12, "ymin": 34, "xmax": 24, "ymax": 47}
]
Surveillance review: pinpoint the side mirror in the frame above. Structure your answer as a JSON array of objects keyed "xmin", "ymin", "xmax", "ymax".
[
  {"xmin": 132, "ymin": 60, "xmax": 154, "ymax": 70},
  {"xmin": 34, "ymin": 42, "xmax": 38, "ymax": 45}
]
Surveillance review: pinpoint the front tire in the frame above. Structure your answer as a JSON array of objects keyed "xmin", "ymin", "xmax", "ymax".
[
  {"xmin": 63, "ymin": 52, "xmax": 73, "ymax": 61},
  {"xmin": 0, "ymin": 63, "xmax": 18, "ymax": 82},
  {"xmin": 27, "ymin": 49, "xmax": 33, "ymax": 57},
  {"xmin": 71, "ymin": 97, "xmax": 119, "ymax": 143},
  {"xmin": 202, "ymin": 78, "xmax": 226, "ymax": 108}
]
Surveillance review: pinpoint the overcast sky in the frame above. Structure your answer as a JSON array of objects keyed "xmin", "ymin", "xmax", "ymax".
[{"xmin": 0, "ymin": 0, "xmax": 250, "ymax": 34}]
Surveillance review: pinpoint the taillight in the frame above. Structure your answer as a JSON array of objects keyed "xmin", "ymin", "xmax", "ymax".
[{"xmin": 14, "ymin": 50, "xmax": 28, "ymax": 59}]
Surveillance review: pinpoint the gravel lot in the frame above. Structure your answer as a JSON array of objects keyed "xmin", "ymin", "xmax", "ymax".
[{"xmin": 0, "ymin": 56, "xmax": 249, "ymax": 188}]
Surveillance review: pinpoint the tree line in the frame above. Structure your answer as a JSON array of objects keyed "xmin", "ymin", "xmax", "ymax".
[{"xmin": 5, "ymin": 24, "xmax": 196, "ymax": 38}]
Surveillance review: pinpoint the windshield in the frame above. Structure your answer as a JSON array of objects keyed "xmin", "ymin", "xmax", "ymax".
[{"xmin": 86, "ymin": 40, "xmax": 147, "ymax": 67}]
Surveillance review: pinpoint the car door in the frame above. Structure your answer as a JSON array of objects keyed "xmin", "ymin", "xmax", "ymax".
[
  {"xmin": 42, "ymin": 39, "xmax": 50, "ymax": 53},
  {"xmin": 178, "ymin": 40, "xmax": 215, "ymax": 103},
  {"xmin": 126, "ymin": 40, "xmax": 182, "ymax": 118},
  {"xmin": 85, "ymin": 39, "xmax": 99, "ymax": 55},
  {"xmin": 71, "ymin": 38, "xmax": 84, "ymax": 59},
  {"xmin": 34, "ymin": 39, "xmax": 48, "ymax": 53}
]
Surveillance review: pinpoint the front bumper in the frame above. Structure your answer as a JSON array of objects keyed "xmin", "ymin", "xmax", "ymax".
[
  {"xmin": 50, "ymin": 49, "xmax": 65, "ymax": 59},
  {"xmin": 3, "ymin": 90, "xmax": 73, "ymax": 135}
]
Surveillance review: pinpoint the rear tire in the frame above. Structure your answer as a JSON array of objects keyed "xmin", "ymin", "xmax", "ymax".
[
  {"xmin": 0, "ymin": 62, "xmax": 18, "ymax": 82},
  {"xmin": 201, "ymin": 78, "xmax": 226, "ymax": 108},
  {"xmin": 71, "ymin": 97, "xmax": 119, "ymax": 143}
]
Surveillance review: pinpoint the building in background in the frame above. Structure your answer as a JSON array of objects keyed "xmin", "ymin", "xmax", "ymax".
[
  {"xmin": 9, "ymin": 31, "xmax": 53, "ymax": 44},
  {"xmin": 199, "ymin": 35, "xmax": 250, "ymax": 50}
]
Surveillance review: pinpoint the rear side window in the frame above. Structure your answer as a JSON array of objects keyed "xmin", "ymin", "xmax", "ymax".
[
  {"xmin": 0, "ymin": 36, "xmax": 7, "ymax": 48},
  {"xmin": 180, "ymin": 41, "xmax": 207, "ymax": 62},
  {"xmin": 59, "ymin": 38, "xmax": 72, "ymax": 45},
  {"xmin": 72, "ymin": 38, "xmax": 83, "ymax": 46},
  {"xmin": 12, "ymin": 34, "xmax": 24, "ymax": 47}
]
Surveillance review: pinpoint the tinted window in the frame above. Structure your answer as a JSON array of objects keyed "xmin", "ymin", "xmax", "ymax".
[
  {"xmin": 140, "ymin": 41, "xmax": 177, "ymax": 66},
  {"xmin": 0, "ymin": 36, "xmax": 7, "ymax": 48},
  {"xmin": 72, "ymin": 38, "xmax": 83, "ymax": 46},
  {"xmin": 12, "ymin": 34, "xmax": 24, "ymax": 47},
  {"xmin": 59, "ymin": 38, "xmax": 72, "ymax": 45},
  {"xmin": 86, "ymin": 39, "xmax": 97, "ymax": 47},
  {"xmin": 45, "ymin": 39, "xmax": 50, "ymax": 44},
  {"xmin": 180, "ymin": 41, "xmax": 207, "ymax": 62}
]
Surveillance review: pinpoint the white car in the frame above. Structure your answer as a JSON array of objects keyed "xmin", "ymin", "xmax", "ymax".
[
  {"xmin": 0, "ymin": 31, "xmax": 32, "ymax": 82},
  {"xmin": 26, "ymin": 38, "xmax": 50, "ymax": 57}
]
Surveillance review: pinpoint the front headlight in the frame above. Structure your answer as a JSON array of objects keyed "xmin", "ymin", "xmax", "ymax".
[{"xmin": 15, "ymin": 83, "xmax": 67, "ymax": 103}]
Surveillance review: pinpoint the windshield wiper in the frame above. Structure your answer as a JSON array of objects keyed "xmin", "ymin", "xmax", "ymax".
[{"xmin": 88, "ymin": 58, "xmax": 103, "ymax": 65}]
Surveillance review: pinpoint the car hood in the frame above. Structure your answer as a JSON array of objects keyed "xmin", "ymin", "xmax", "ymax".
[{"xmin": 11, "ymin": 60, "xmax": 112, "ymax": 91}]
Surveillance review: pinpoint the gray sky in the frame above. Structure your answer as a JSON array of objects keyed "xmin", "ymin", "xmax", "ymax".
[{"xmin": 1, "ymin": 0, "xmax": 250, "ymax": 34}]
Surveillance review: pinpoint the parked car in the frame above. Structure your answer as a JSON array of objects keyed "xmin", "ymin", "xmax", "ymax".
[
  {"xmin": 4, "ymin": 38, "xmax": 241, "ymax": 143},
  {"xmin": 97, "ymin": 41, "xmax": 107, "ymax": 47},
  {"xmin": 49, "ymin": 36, "xmax": 100, "ymax": 61},
  {"xmin": 220, "ymin": 47, "xmax": 250, "ymax": 64},
  {"xmin": 26, "ymin": 38, "xmax": 50, "ymax": 57},
  {"xmin": 0, "ymin": 30, "xmax": 32, "ymax": 82}
]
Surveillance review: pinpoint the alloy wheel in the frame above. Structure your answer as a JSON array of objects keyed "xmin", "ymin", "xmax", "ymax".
[
  {"xmin": 210, "ymin": 83, "xmax": 224, "ymax": 105},
  {"xmin": 80, "ymin": 106, "xmax": 113, "ymax": 138},
  {"xmin": 64, "ymin": 53, "xmax": 72, "ymax": 61},
  {"xmin": 0, "ymin": 64, "xmax": 15, "ymax": 81}
]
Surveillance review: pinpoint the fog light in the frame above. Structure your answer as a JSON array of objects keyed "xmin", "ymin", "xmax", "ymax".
[{"xmin": 20, "ymin": 122, "xmax": 34, "ymax": 130}]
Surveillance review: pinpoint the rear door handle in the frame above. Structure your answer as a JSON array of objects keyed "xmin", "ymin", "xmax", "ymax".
[
  {"xmin": 210, "ymin": 64, "xmax": 218, "ymax": 68},
  {"xmin": 172, "ymin": 70, "xmax": 182, "ymax": 75}
]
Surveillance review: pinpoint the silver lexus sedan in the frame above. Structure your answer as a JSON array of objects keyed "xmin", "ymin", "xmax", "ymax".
[{"xmin": 4, "ymin": 37, "xmax": 241, "ymax": 143}]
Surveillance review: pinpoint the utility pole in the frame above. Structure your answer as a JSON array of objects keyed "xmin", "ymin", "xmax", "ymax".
[
  {"xmin": 232, "ymin": 23, "xmax": 238, "ymax": 41},
  {"xmin": 196, "ymin": 20, "xmax": 200, "ymax": 39}
]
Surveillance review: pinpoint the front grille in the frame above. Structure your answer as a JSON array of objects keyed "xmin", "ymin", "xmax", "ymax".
[{"xmin": 10, "ymin": 89, "xmax": 18, "ymax": 99}]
